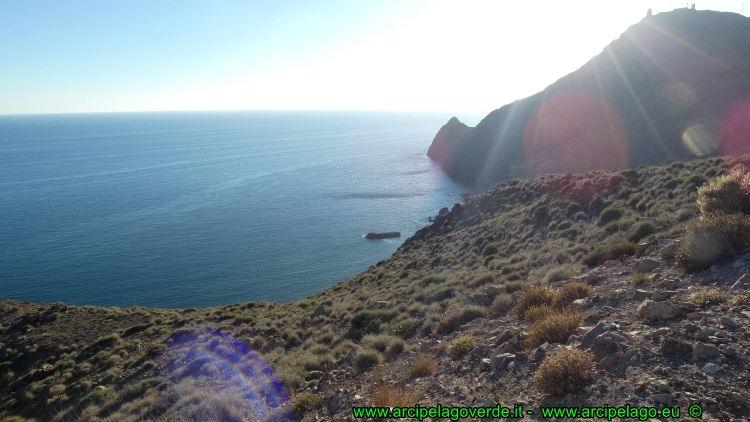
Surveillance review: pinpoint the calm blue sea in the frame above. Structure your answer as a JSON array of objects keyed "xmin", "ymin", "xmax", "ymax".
[{"xmin": 0, "ymin": 111, "xmax": 478, "ymax": 308}]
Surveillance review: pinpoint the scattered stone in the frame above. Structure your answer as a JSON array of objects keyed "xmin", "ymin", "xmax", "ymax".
[
  {"xmin": 720, "ymin": 316, "xmax": 738, "ymax": 329},
  {"xmin": 584, "ymin": 274, "xmax": 603, "ymax": 285},
  {"xmin": 637, "ymin": 300, "xmax": 681, "ymax": 320},
  {"xmin": 693, "ymin": 330, "xmax": 710, "ymax": 342},
  {"xmin": 577, "ymin": 321, "xmax": 607, "ymax": 349},
  {"xmin": 633, "ymin": 258, "xmax": 661, "ymax": 273},
  {"xmin": 467, "ymin": 294, "xmax": 493, "ymax": 307},
  {"xmin": 701, "ymin": 362, "xmax": 718, "ymax": 375},
  {"xmin": 484, "ymin": 285, "xmax": 506, "ymax": 297},
  {"xmin": 687, "ymin": 312, "xmax": 712, "ymax": 319},
  {"xmin": 683, "ymin": 323, "xmax": 699, "ymax": 332},
  {"xmin": 661, "ymin": 338, "xmax": 693, "ymax": 356},
  {"xmin": 634, "ymin": 290, "xmax": 649, "ymax": 300},
  {"xmin": 657, "ymin": 381, "xmax": 671, "ymax": 392},
  {"xmin": 652, "ymin": 393, "xmax": 672, "ymax": 406},
  {"xmin": 328, "ymin": 393, "xmax": 348, "ymax": 416},
  {"xmin": 494, "ymin": 341, "xmax": 517, "ymax": 355},
  {"xmin": 570, "ymin": 298, "xmax": 589, "ymax": 312},
  {"xmin": 490, "ymin": 353, "xmax": 515, "ymax": 375},
  {"xmin": 481, "ymin": 358, "xmax": 491, "ymax": 371},
  {"xmin": 731, "ymin": 274, "xmax": 749, "ymax": 291},
  {"xmin": 693, "ymin": 342, "xmax": 721, "ymax": 361},
  {"xmin": 651, "ymin": 291, "xmax": 667, "ymax": 301}
]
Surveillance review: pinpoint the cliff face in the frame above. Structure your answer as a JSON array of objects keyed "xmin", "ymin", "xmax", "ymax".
[{"xmin": 430, "ymin": 10, "xmax": 750, "ymax": 188}]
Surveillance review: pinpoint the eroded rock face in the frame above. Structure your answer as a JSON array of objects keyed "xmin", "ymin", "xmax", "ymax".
[{"xmin": 693, "ymin": 342, "xmax": 721, "ymax": 361}]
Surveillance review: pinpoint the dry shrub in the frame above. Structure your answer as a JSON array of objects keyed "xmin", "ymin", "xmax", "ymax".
[
  {"xmin": 490, "ymin": 294, "xmax": 514, "ymax": 314},
  {"xmin": 676, "ymin": 213, "xmax": 750, "ymax": 273},
  {"xmin": 687, "ymin": 288, "xmax": 728, "ymax": 307},
  {"xmin": 408, "ymin": 356, "xmax": 437, "ymax": 378},
  {"xmin": 433, "ymin": 306, "xmax": 485, "ymax": 335},
  {"xmin": 525, "ymin": 311, "xmax": 584, "ymax": 350},
  {"xmin": 373, "ymin": 383, "xmax": 422, "ymax": 407},
  {"xmin": 523, "ymin": 305, "xmax": 554, "ymax": 322},
  {"xmin": 697, "ymin": 169, "xmax": 750, "ymax": 215},
  {"xmin": 534, "ymin": 349, "xmax": 596, "ymax": 395},
  {"xmin": 448, "ymin": 335, "xmax": 474, "ymax": 358},
  {"xmin": 632, "ymin": 271, "xmax": 651, "ymax": 285},
  {"xmin": 504, "ymin": 281, "xmax": 525, "ymax": 294},
  {"xmin": 598, "ymin": 243, "xmax": 639, "ymax": 264},
  {"xmin": 552, "ymin": 282, "xmax": 592, "ymax": 310},
  {"xmin": 730, "ymin": 291, "xmax": 750, "ymax": 307},
  {"xmin": 514, "ymin": 286, "xmax": 555, "ymax": 318}
]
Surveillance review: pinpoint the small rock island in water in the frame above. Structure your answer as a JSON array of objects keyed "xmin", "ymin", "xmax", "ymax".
[{"xmin": 364, "ymin": 231, "xmax": 401, "ymax": 239}]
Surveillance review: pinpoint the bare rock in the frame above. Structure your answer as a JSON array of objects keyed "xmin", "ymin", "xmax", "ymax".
[
  {"xmin": 576, "ymin": 321, "xmax": 608, "ymax": 349},
  {"xmin": 490, "ymin": 353, "xmax": 515, "ymax": 375},
  {"xmin": 484, "ymin": 285, "xmax": 506, "ymax": 297},
  {"xmin": 634, "ymin": 290, "xmax": 650, "ymax": 300},
  {"xmin": 661, "ymin": 338, "xmax": 693, "ymax": 355},
  {"xmin": 720, "ymin": 316, "xmax": 739, "ymax": 329},
  {"xmin": 693, "ymin": 342, "xmax": 721, "ymax": 361},
  {"xmin": 494, "ymin": 341, "xmax": 517, "ymax": 355},
  {"xmin": 313, "ymin": 305, "xmax": 327, "ymax": 317},
  {"xmin": 731, "ymin": 274, "xmax": 749, "ymax": 291},
  {"xmin": 570, "ymin": 298, "xmax": 589, "ymax": 312},
  {"xmin": 637, "ymin": 300, "xmax": 681, "ymax": 320},
  {"xmin": 584, "ymin": 274, "xmax": 603, "ymax": 286},
  {"xmin": 467, "ymin": 293, "xmax": 493, "ymax": 307},
  {"xmin": 633, "ymin": 258, "xmax": 661, "ymax": 273}
]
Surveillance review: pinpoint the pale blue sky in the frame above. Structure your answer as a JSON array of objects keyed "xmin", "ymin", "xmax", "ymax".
[{"xmin": 0, "ymin": 0, "xmax": 746, "ymax": 115}]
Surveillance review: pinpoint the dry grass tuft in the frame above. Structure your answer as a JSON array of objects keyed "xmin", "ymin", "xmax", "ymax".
[
  {"xmin": 408, "ymin": 356, "xmax": 437, "ymax": 378},
  {"xmin": 632, "ymin": 271, "xmax": 652, "ymax": 285},
  {"xmin": 373, "ymin": 383, "xmax": 422, "ymax": 407},
  {"xmin": 523, "ymin": 305, "xmax": 554, "ymax": 322},
  {"xmin": 534, "ymin": 349, "xmax": 596, "ymax": 396},
  {"xmin": 551, "ymin": 282, "xmax": 592, "ymax": 309},
  {"xmin": 688, "ymin": 288, "xmax": 728, "ymax": 307},
  {"xmin": 433, "ymin": 306, "xmax": 485, "ymax": 335},
  {"xmin": 514, "ymin": 286, "xmax": 555, "ymax": 318},
  {"xmin": 525, "ymin": 311, "xmax": 584, "ymax": 350},
  {"xmin": 490, "ymin": 294, "xmax": 514, "ymax": 314},
  {"xmin": 730, "ymin": 291, "xmax": 750, "ymax": 307},
  {"xmin": 676, "ymin": 213, "xmax": 750, "ymax": 273}
]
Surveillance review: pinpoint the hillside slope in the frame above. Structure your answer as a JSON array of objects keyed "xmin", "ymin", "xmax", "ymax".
[
  {"xmin": 2, "ymin": 156, "xmax": 750, "ymax": 421},
  {"xmin": 429, "ymin": 10, "xmax": 750, "ymax": 189}
]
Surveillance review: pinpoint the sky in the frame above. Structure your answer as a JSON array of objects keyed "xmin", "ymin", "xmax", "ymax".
[{"xmin": 0, "ymin": 0, "xmax": 747, "ymax": 116}]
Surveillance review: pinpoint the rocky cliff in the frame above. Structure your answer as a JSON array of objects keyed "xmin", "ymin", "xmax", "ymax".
[{"xmin": 429, "ymin": 10, "xmax": 750, "ymax": 189}]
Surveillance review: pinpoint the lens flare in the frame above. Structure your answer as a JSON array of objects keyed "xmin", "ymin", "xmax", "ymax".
[
  {"xmin": 522, "ymin": 91, "xmax": 628, "ymax": 177},
  {"xmin": 682, "ymin": 123, "xmax": 719, "ymax": 157},
  {"xmin": 659, "ymin": 82, "xmax": 697, "ymax": 115},
  {"xmin": 720, "ymin": 96, "xmax": 750, "ymax": 156},
  {"xmin": 162, "ymin": 327, "xmax": 290, "ymax": 420}
]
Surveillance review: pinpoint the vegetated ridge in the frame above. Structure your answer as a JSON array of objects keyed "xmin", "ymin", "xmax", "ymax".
[
  {"xmin": 428, "ymin": 10, "xmax": 750, "ymax": 189},
  {"xmin": 2, "ymin": 155, "xmax": 750, "ymax": 421}
]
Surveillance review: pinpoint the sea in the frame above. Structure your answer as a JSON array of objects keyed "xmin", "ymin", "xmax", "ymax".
[{"xmin": 0, "ymin": 111, "xmax": 480, "ymax": 308}]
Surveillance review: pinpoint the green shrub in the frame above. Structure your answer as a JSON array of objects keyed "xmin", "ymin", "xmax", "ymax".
[
  {"xmin": 627, "ymin": 220, "xmax": 655, "ymax": 242},
  {"xmin": 433, "ymin": 306, "xmax": 485, "ymax": 335},
  {"xmin": 662, "ymin": 177, "xmax": 684, "ymax": 189},
  {"xmin": 386, "ymin": 318, "xmax": 423, "ymax": 339},
  {"xmin": 421, "ymin": 274, "xmax": 447, "ymax": 286},
  {"xmin": 582, "ymin": 238, "xmax": 639, "ymax": 267},
  {"xmin": 354, "ymin": 349, "xmax": 381, "ymax": 372},
  {"xmin": 349, "ymin": 310, "xmax": 393, "ymax": 340},
  {"xmin": 543, "ymin": 264, "xmax": 578, "ymax": 284},
  {"xmin": 697, "ymin": 170, "xmax": 750, "ymax": 215},
  {"xmin": 566, "ymin": 203, "xmax": 581, "ymax": 215},
  {"xmin": 598, "ymin": 207, "xmax": 624, "ymax": 225},
  {"xmin": 533, "ymin": 206, "xmax": 550, "ymax": 222},
  {"xmin": 556, "ymin": 221, "xmax": 572, "ymax": 231},
  {"xmin": 684, "ymin": 173, "xmax": 708, "ymax": 190},
  {"xmin": 123, "ymin": 323, "xmax": 151, "ymax": 337},
  {"xmin": 603, "ymin": 218, "xmax": 634, "ymax": 234}
]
